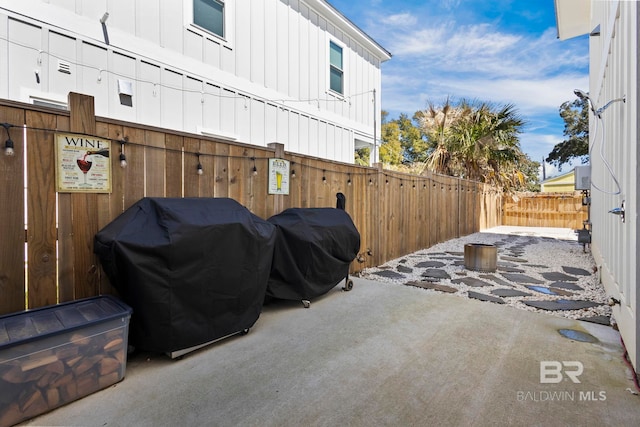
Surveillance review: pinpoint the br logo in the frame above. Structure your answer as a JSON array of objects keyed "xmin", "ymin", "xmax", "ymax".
[{"xmin": 540, "ymin": 361, "xmax": 584, "ymax": 383}]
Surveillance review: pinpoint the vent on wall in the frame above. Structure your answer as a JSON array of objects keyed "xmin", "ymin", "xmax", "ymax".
[{"xmin": 57, "ymin": 60, "xmax": 71, "ymax": 74}]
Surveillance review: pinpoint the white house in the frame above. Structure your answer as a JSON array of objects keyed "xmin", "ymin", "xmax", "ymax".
[
  {"xmin": 556, "ymin": 0, "xmax": 639, "ymax": 374},
  {"xmin": 0, "ymin": 0, "xmax": 391, "ymax": 164}
]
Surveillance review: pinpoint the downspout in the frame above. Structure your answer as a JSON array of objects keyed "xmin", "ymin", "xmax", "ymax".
[{"xmin": 373, "ymin": 88, "xmax": 377, "ymax": 164}]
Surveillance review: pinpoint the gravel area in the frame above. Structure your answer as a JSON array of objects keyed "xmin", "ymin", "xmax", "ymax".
[{"xmin": 358, "ymin": 226, "xmax": 613, "ymax": 325}]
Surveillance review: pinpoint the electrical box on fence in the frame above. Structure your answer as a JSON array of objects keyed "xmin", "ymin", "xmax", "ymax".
[{"xmin": 574, "ymin": 165, "xmax": 591, "ymax": 190}]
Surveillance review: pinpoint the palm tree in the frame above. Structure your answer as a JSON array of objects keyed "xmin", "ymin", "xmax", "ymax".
[
  {"xmin": 417, "ymin": 99, "xmax": 533, "ymax": 191},
  {"xmin": 415, "ymin": 97, "xmax": 459, "ymax": 175}
]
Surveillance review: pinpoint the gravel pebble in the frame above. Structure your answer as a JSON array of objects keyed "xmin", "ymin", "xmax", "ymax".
[{"xmin": 358, "ymin": 227, "xmax": 613, "ymax": 324}]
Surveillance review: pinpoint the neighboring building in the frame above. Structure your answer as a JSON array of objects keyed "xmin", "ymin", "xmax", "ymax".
[
  {"xmin": 556, "ymin": 0, "xmax": 639, "ymax": 374},
  {"xmin": 540, "ymin": 169, "xmax": 576, "ymax": 193},
  {"xmin": 0, "ymin": 0, "xmax": 391, "ymax": 165}
]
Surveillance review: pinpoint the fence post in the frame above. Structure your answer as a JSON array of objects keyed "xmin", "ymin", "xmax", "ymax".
[{"xmin": 68, "ymin": 92, "xmax": 100, "ymax": 299}]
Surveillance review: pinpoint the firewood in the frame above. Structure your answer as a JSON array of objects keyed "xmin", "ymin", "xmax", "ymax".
[
  {"xmin": 45, "ymin": 360, "xmax": 65, "ymax": 375},
  {"xmin": 98, "ymin": 357, "xmax": 121, "ymax": 376},
  {"xmin": 114, "ymin": 347, "xmax": 126, "ymax": 364},
  {"xmin": 76, "ymin": 371, "xmax": 98, "ymax": 397},
  {"xmin": 73, "ymin": 355, "xmax": 101, "ymax": 376},
  {"xmin": 22, "ymin": 392, "xmax": 49, "ymax": 420},
  {"xmin": 0, "ymin": 402, "xmax": 21, "ymax": 427},
  {"xmin": 51, "ymin": 372, "xmax": 73, "ymax": 388},
  {"xmin": 0, "ymin": 296, "xmax": 131, "ymax": 426},
  {"xmin": 56, "ymin": 345, "xmax": 79, "ymax": 360},
  {"xmin": 69, "ymin": 333, "xmax": 91, "ymax": 346},
  {"xmin": 37, "ymin": 371, "xmax": 59, "ymax": 388},
  {"xmin": 19, "ymin": 389, "xmax": 44, "ymax": 412},
  {"xmin": 104, "ymin": 337, "xmax": 124, "ymax": 352},
  {"xmin": 98, "ymin": 371, "xmax": 121, "ymax": 389},
  {"xmin": 20, "ymin": 354, "xmax": 58, "ymax": 371},
  {"xmin": 65, "ymin": 355, "xmax": 83, "ymax": 368},
  {"xmin": 46, "ymin": 388, "xmax": 60, "ymax": 408},
  {"xmin": 105, "ymin": 329, "xmax": 122, "ymax": 339},
  {"xmin": 61, "ymin": 380, "xmax": 78, "ymax": 402},
  {"xmin": 1, "ymin": 366, "xmax": 25, "ymax": 384}
]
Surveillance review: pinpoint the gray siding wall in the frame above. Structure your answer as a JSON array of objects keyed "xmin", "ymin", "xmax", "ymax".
[{"xmin": 589, "ymin": 0, "xmax": 639, "ymax": 371}]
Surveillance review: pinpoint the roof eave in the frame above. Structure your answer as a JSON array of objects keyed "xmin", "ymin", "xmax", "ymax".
[
  {"xmin": 313, "ymin": 0, "xmax": 392, "ymax": 61},
  {"xmin": 554, "ymin": 0, "xmax": 591, "ymax": 40}
]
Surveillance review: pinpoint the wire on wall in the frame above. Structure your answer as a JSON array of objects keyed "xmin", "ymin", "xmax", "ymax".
[{"xmin": 0, "ymin": 35, "xmax": 375, "ymax": 111}]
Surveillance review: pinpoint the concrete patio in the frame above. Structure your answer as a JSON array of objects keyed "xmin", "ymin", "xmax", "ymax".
[{"xmin": 22, "ymin": 274, "xmax": 640, "ymax": 426}]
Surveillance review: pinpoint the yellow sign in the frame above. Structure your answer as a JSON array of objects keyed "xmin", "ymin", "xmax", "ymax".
[
  {"xmin": 55, "ymin": 133, "xmax": 112, "ymax": 193},
  {"xmin": 268, "ymin": 158, "xmax": 289, "ymax": 195}
]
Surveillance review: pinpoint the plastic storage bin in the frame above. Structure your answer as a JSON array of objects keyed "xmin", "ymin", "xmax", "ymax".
[{"xmin": 0, "ymin": 296, "xmax": 132, "ymax": 426}]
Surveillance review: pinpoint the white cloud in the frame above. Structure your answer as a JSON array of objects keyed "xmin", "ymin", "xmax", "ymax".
[
  {"xmin": 362, "ymin": 3, "xmax": 589, "ymax": 170},
  {"xmin": 382, "ymin": 12, "xmax": 418, "ymax": 27},
  {"xmin": 381, "ymin": 73, "xmax": 589, "ymax": 119},
  {"xmin": 434, "ymin": 75, "xmax": 590, "ymax": 113}
]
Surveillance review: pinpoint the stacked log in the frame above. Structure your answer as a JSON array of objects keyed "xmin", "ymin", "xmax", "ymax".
[{"xmin": 0, "ymin": 328, "xmax": 126, "ymax": 426}]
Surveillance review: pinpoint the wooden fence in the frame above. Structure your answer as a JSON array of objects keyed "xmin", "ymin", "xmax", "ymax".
[
  {"xmin": 0, "ymin": 93, "xmax": 501, "ymax": 315},
  {"xmin": 502, "ymin": 192, "xmax": 588, "ymax": 229}
]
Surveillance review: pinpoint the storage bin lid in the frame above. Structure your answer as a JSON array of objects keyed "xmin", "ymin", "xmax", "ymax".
[{"xmin": 0, "ymin": 295, "xmax": 132, "ymax": 349}]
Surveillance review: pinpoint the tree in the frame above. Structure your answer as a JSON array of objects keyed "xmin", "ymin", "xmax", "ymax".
[
  {"xmin": 546, "ymin": 99, "xmax": 589, "ymax": 169},
  {"xmin": 379, "ymin": 121, "xmax": 403, "ymax": 165},
  {"xmin": 415, "ymin": 99, "xmax": 536, "ymax": 191},
  {"xmin": 379, "ymin": 112, "xmax": 426, "ymax": 165},
  {"xmin": 355, "ymin": 147, "xmax": 370, "ymax": 166},
  {"xmin": 414, "ymin": 97, "xmax": 462, "ymax": 176},
  {"xmin": 397, "ymin": 113, "xmax": 428, "ymax": 163}
]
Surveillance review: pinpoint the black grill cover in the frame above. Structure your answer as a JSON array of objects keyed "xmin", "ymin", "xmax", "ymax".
[
  {"xmin": 94, "ymin": 197, "xmax": 276, "ymax": 353},
  {"xmin": 266, "ymin": 208, "xmax": 360, "ymax": 301}
]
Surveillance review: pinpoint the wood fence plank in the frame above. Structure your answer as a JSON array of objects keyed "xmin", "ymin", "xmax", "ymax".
[
  {"xmin": 105, "ymin": 124, "xmax": 126, "ymax": 216},
  {"xmin": 212, "ymin": 141, "xmax": 229, "ymax": 198},
  {"xmin": 228, "ymin": 145, "xmax": 247, "ymax": 205},
  {"xmin": 243, "ymin": 148, "xmax": 257, "ymax": 213},
  {"xmin": 144, "ymin": 130, "xmax": 166, "ymax": 197},
  {"xmin": 286, "ymin": 154, "xmax": 301, "ymax": 209},
  {"xmin": 165, "ymin": 134, "xmax": 184, "ymax": 198},
  {"xmin": 56, "ymin": 115, "xmax": 74, "ymax": 303},
  {"xmin": 0, "ymin": 107, "xmax": 26, "ymax": 314},
  {"xmin": 93, "ymin": 123, "xmax": 127, "ymax": 296},
  {"xmin": 252, "ymin": 149, "xmax": 269, "ymax": 218},
  {"xmin": 122, "ymin": 127, "xmax": 145, "ymax": 209},
  {"xmin": 297, "ymin": 156, "xmax": 310, "ymax": 208},
  {"xmin": 198, "ymin": 139, "xmax": 216, "ymax": 197},
  {"xmin": 183, "ymin": 138, "xmax": 201, "ymax": 197},
  {"xmin": 25, "ymin": 111, "xmax": 58, "ymax": 309}
]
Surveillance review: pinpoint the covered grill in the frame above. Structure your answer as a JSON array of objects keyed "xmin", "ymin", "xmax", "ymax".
[
  {"xmin": 266, "ymin": 200, "xmax": 360, "ymax": 306},
  {"xmin": 94, "ymin": 197, "xmax": 276, "ymax": 356}
]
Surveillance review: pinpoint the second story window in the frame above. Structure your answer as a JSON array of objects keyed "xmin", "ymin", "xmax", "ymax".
[
  {"xmin": 194, "ymin": 0, "xmax": 224, "ymax": 38},
  {"xmin": 329, "ymin": 41, "xmax": 344, "ymax": 95}
]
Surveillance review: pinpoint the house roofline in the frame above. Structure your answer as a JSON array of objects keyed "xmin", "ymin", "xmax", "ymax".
[{"xmin": 315, "ymin": 0, "xmax": 392, "ymax": 61}]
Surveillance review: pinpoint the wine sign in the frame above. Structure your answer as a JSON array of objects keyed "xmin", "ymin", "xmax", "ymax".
[{"xmin": 55, "ymin": 133, "xmax": 112, "ymax": 193}]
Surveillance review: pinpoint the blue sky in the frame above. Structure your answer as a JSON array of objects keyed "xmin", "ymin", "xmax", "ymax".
[{"xmin": 328, "ymin": 0, "xmax": 589, "ymax": 178}]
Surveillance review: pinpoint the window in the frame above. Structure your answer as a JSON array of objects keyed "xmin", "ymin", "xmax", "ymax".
[
  {"xmin": 193, "ymin": 0, "xmax": 224, "ymax": 38},
  {"xmin": 329, "ymin": 41, "xmax": 343, "ymax": 95}
]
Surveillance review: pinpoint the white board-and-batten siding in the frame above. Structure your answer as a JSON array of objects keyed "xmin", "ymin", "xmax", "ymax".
[{"xmin": 0, "ymin": 0, "xmax": 390, "ymax": 164}]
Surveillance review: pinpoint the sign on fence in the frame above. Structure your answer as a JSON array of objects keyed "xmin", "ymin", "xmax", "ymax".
[
  {"xmin": 268, "ymin": 158, "xmax": 290, "ymax": 195},
  {"xmin": 55, "ymin": 133, "xmax": 112, "ymax": 193}
]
